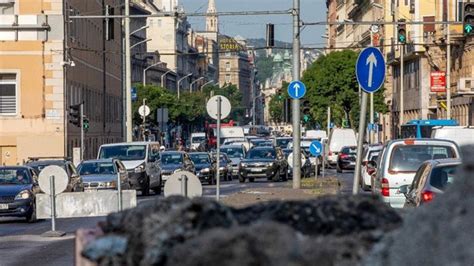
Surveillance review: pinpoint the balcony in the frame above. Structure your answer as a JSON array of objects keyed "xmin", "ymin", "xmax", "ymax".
[{"xmin": 0, "ymin": 14, "xmax": 50, "ymax": 41}]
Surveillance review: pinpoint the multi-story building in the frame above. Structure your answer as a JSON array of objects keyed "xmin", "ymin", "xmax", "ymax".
[{"xmin": 0, "ymin": 0, "xmax": 123, "ymax": 165}]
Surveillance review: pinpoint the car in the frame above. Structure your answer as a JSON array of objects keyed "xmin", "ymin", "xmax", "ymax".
[
  {"xmin": 97, "ymin": 142, "xmax": 162, "ymax": 196},
  {"xmin": 189, "ymin": 152, "xmax": 216, "ymax": 185},
  {"xmin": 360, "ymin": 144, "xmax": 383, "ymax": 191},
  {"xmin": 275, "ymin": 137, "xmax": 292, "ymax": 149},
  {"xmin": 25, "ymin": 158, "xmax": 84, "ymax": 192},
  {"xmin": 250, "ymin": 139, "xmax": 273, "ymax": 147},
  {"xmin": 220, "ymin": 144, "xmax": 246, "ymax": 178},
  {"xmin": 326, "ymin": 128, "xmax": 357, "ymax": 167},
  {"xmin": 190, "ymin": 132, "xmax": 207, "ymax": 151},
  {"xmin": 431, "ymin": 126, "xmax": 474, "ymax": 147},
  {"xmin": 336, "ymin": 146, "xmax": 357, "ymax": 173},
  {"xmin": 400, "ymin": 159, "xmax": 462, "ymax": 208},
  {"xmin": 77, "ymin": 159, "xmax": 131, "ymax": 191},
  {"xmin": 160, "ymin": 151, "xmax": 195, "ymax": 182},
  {"xmin": 372, "ymin": 139, "xmax": 461, "ymax": 208},
  {"xmin": 0, "ymin": 166, "xmax": 40, "ymax": 222},
  {"xmin": 238, "ymin": 147, "xmax": 288, "ymax": 183},
  {"xmin": 211, "ymin": 152, "xmax": 233, "ymax": 181},
  {"xmin": 282, "ymin": 148, "xmax": 312, "ymax": 178}
]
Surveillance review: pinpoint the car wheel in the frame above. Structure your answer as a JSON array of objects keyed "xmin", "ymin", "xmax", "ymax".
[
  {"xmin": 238, "ymin": 174, "xmax": 246, "ymax": 183},
  {"xmin": 152, "ymin": 179, "xmax": 162, "ymax": 195},
  {"xmin": 249, "ymin": 177, "xmax": 255, "ymax": 182},
  {"xmin": 272, "ymin": 169, "xmax": 281, "ymax": 182},
  {"xmin": 26, "ymin": 203, "xmax": 37, "ymax": 223},
  {"xmin": 283, "ymin": 168, "xmax": 289, "ymax": 181},
  {"xmin": 141, "ymin": 177, "xmax": 150, "ymax": 196}
]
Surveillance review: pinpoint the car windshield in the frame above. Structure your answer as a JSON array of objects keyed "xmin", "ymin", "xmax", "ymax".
[
  {"xmin": 0, "ymin": 168, "xmax": 31, "ymax": 185},
  {"xmin": 161, "ymin": 154, "xmax": 183, "ymax": 165},
  {"xmin": 247, "ymin": 149, "xmax": 276, "ymax": 159},
  {"xmin": 389, "ymin": 145, "xmax": 456, "ymax": 172},
  {"xmin": 430, "ymin": 165, "xmax": 458, "ymax": 190},
  {"xmin": 401, "ymin": 125, "xmax": 417, "ymax": 138},
  {"xmin": 29, "ymin": 162, "xmax": 66, "ymax": 173},
  {"xmin": 78, "ymin": 162, "xmax": 116, "ymax": 175},
  {"xmin": 192, "ymin": 136, "xmax": 206, "ymax": 143},
  {"xmin": 99, "ymin": 145, "xmax": 146, "ymax": 161},
  {"xmin": 341, "ymin": 147, "xmax": 357, "ymax": 155},
  {"xmin": 276, "ymin": 138, "xmax": 291, "ymax": 148},
  {"xmin": 189, "ymin": 154, "xmax": 210, "ymax": 164},
  {"xmin": 221, "ymin": 148, "xmax": 244, "ymax": 158}
]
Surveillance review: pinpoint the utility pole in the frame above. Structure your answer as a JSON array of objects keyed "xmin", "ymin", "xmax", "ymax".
[
  {"xmin": 292, "ymin": 0, "xmax": 302, "ymax": 189},
  {"xmin": 80, "ymin": 103, "xmax": 84, "ymax": 161},
  {"xmin": 447, "ymin": 1, "xmax": 452, "ymax": 119},
  {"xmin": 125, "ymin": 0, "xmax": 132, "ymax": 142},
  {"xmin": 399, "ymin": 44, "xmax": 404, "ymax": 136},
  {"xmin": 327, "ymin": 106, "xmax": 331, "ymax": 136}
]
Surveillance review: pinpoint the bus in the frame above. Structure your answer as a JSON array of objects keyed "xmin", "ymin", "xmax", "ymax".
[{"xmin": 401, "ymin": 119, "xmax": 458, "ymax": 139}]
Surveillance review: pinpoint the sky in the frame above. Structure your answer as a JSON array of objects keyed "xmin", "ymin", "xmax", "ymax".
[{"xmin": 179, "ymin": 0, "xmax": 327, "ymax": 47}]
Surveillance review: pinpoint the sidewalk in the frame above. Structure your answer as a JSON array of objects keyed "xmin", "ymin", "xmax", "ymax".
[{"xmin": 221, "ymin": 177, "xmax": 341, "ymax": 208}]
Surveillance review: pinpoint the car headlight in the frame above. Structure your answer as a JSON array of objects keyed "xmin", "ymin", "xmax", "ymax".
[
  {"xmin": 15, "ymin": 190, "xmax": 31, "ymax": 200},
  {"xmin": 268, "ymin": 162, "xmax": 274, "ymax": 167},
  {"xmin": 134, "ymin": 164, "xmax": 145, "ymax": 173},
  {"xmin": 105, "ymin": 181, "xmax": 117, "ymax": 188},
  {"xmin": 201, "ymin": 168, "xmax": 210, "ymax": 173},
  {"xmin": 219, "ymin": 167, "xmax": 225, "ymax": 171},
  {"xmin": 240, "ymin": 163, "xmax": 246, "ymax": 168}
]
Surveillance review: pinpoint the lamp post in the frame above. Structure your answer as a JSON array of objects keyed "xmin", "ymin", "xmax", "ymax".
[
  {"xmin": 143, "ymin": 62, "xmax": 162, "ymax": 87},
  {"xmin": 252, "ymin": 95, "xmax": 263, "ymax": 125},
  {"xmin": 177, "ymin": 73, "xmax": 192, "ymax": 99},
  {"xmin": 190, "ymin": 77, "xmax": 205, "ymax": 92},
  {"xmin": 200, "ymin": 80, "xmax": 214, "ymax": 91},
  {"xmin": 130, "ymin": 38, "xmax": 151, "ymax": 49},
  {"xmin": 161, "ymin": 70, "xmax": 174, "ymax": 88}
]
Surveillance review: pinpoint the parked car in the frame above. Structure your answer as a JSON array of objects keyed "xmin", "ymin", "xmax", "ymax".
[
  {"xmin": 77, "ymin": 159, "xmax": 131, "ymax": 191},
  {"xmin": 97, "ymin": 142, "xmax": 162, "ymax": 196},
  {"xmin": 360, "ymin": 144, "xmax": 383, "ymax": 191},
  {"xmin": 326, "ymin": 128, "xmax": 357, "ymax": 167},
  {"xmin": 220, "ymin": 145, "xmax": 246, "ymax": 178},
  {"xmin": 160, "ymin": 151, "xmax": 195, "ymax": 182},
  {"xmin": 336, "ymin": 146, "xmax": 357, "ymax": 173},
  {"xmin": 400, "ymin": 159, "xmax": 461, "ymax": 208},
  {"xmin": 282, "ymin": 148, "xmax": 312, "ymax": 178},
  {"xmin": 431, "ymin": 126, "xmax": 474, "ymax": 147},
  {"xmin": 372, "ymin": 139, "xmax": 460, "ymax": 208},
  {"xmin": 238, "ymin": 147, "xmax": 288, "ymax": 183},
  {"xmin": 0, "ymin": 166, "xmax": 40, "ymax": 222},
  {"xmin": 211, "ymin": 152, "xmax": 233, "ymax": 181},
  {"xmin": 26, "ymin": 158, "xmax": 84, "ymax": 192},
  {"xmin": 189, "ymin": 152, "xmax": 216, "ymax": 185}
]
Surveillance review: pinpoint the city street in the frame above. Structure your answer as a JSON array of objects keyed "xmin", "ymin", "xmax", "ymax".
[{"xmin": 0, "ymin": 168, "xmax": 354, "ymax": 266}]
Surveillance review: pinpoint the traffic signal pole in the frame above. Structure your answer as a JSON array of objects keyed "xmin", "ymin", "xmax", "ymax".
[
  {"xmin": 80, "ymin": 103, "xmax": 84, "ymax": 161},
  {"xmin": 292, "ymin": 0, "xmax": 302, "ymax": 189},
  {"xmin": 447, "ymin": 1, "xmax": 451, "ymax": 119}
]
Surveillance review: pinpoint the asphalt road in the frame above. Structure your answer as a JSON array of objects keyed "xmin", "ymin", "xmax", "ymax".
[{"xmin": 0, "ymin": 169, "xmax": 356, "ymax": 266}]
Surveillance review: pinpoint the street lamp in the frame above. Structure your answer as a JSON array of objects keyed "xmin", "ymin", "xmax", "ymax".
[
  {"xmin": 190, "ymin": 77, "xmax": 205, "ymax": 92},
  {"xmin": 130, "ymin": 25, "xmax": 149, "ymax": 36},
  {"xmin": 130, "ymin": 38, "xmax": 151, "ymax": 49},
  {"xmin": 177, "ymin": 73, "xmax": 192, "ymax": 99},
  {"xmin": 143, "ymin": 62, "xmax": 162, "ymax": 87},
  {"xmin": 200, "ymin": 80, "xmax": 215, "ymax": 91},
  {"xmin": 161, "ymin": 69, "xmax": 174, "ymax": 88}
]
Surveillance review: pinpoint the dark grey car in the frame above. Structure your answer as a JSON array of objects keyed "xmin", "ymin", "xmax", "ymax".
[
  {"xmin": 77, "ymin": 159, "xmax": 131, "ymax": 190},
  {"xmin": 26, "ymin": 158, "xmax": 84, "ymax": 192}
]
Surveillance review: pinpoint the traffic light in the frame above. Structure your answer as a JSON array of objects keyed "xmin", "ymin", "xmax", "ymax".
[
  {"xmin": 276, "ymin": 89, "xmax": 283, "ymax": 101},
  {"xmin": 83, "ymin": 116, "xmax": 90, "ymax": 132},
  {"xmin": 302, "ymin": 100, "xmax": 311, "ymax": 123},
  {"xmin": 69, "ymin": 104, "xmax": 81, "ymax": 127},
  {"xmin": 261, "ymin": 97, "xmax": 265, "ymax": 106},
  {"xmin": 464, "ymin": 3, "xmax": 474, "ymax": 36},
  {"xmin": 397, "ymin": 20, "xmax": 407, "ymax": 44},
  {"xmin": 266, "ymin": 23, "xmax": 275, "ymax": 47}
]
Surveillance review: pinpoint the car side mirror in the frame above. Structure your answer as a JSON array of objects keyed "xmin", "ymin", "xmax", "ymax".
[
  {"xmin": 399, "ymin": 185, "xmax": 409, "ymax": 196},
  {"xmin": 367, "ymin": 160, "xmax": 377, "ymax": 169}
]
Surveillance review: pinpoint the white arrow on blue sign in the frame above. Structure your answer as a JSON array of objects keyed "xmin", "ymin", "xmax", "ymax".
[
  {"xmin": 356, "ymin": 47, "xmax": 386, "ymax": 94},
  {"xmin": 309, "ymin": 141, "xmax": 323, "ymax": 157},
  {"xmin": 287, "ymin": 80, "xmax": 306, "ymax": 99}
]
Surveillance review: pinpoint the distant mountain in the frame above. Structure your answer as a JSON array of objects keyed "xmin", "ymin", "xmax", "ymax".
[{"xmin": 247, "ymin": 38, "xmax": 292, "ymax": 57}]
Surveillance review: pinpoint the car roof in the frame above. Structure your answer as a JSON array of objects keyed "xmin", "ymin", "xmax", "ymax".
[
  {"xmin": 0, "ymin": 166, "xmax": 33, "ymax": 170},
  {"xmin": 220, "ymin": 145, "xmax": 244, "ymax": 148},
  {"xmin": 189, "ymin": 152, "xmax": 208, "ymax": 155},
  {"xmin": 387, "ymin": 138, "xmax": 458, "ymax": 146},
  {"xmin": 161, "ymin": 151, "xmax": 185, "ymax": 155},
  {"xmin": 80, "ymin": 159, "xmax": 116, "ymax": 164},
  {"xmin": 26, "ymin": 160, "xmax": 68, "ymax": 166},
  {"xmin": 427, "ymin": 158, "xmax": 462, "ymax": 166},
  {"xmin": 100, "ymin": 142, "xmax": 158, "ymax": 147}
]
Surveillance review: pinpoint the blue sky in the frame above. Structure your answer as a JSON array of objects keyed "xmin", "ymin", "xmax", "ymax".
[{"xmin": 180, "ymin": 0, "xmax": 327, "ymax": 46}]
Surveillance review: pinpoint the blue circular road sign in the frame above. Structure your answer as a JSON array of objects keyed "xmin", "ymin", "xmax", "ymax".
[
  {"xmin": 356, "ymin": 47, "xmax": 386, "ymax": 93},
  {"xmin": 287, "ymin": 81, "xmax": 306, "ymax": 99},
  {"xmin": 309, "ymin": 141, "xmax": 323, "ymax": 157}
]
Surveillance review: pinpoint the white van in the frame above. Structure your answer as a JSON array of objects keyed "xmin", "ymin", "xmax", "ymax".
[
  {"xmin": 305, "ymin": 130, "xmax": 327, "ymax": 139},
  {"xmin": 431, "ymin": 126, "xmax": 474, "ymax": 147},
  {"xmin": 326, "ymin": 128, "xmax": 357, "ymax": 166},
  {"xmin": 220, "ymin": 127, "xmax": 245, "ymax": 143},
  {"xmin": 190, "ymin": 132, "xmax": 207, "ymax": 150}
]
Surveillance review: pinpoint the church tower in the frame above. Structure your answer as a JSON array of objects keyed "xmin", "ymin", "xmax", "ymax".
[{"xmin": 206, "ymin": 0, "xmax": 218, "ymax": 32}]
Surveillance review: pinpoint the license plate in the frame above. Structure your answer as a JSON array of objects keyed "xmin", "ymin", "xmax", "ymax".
[
  {"xmin": 251, "ymin": 168, "xmax": 263, "ymax": 173},
  {"xmin": 0, "ymin": 204, "xmax": 8, "ymax": 210}
]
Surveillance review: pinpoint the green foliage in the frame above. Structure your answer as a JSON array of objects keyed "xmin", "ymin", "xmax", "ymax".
[
  {"xmin": 268, "ymin": 81, "xmax": 289, "ymax": 123},
  {"xmin": 301, "ymin": 50, "xmax": 388, "ymax": 129},
  {"xmin": 256, "ymin": 56, "xmax": 274, "ymax": 84}
]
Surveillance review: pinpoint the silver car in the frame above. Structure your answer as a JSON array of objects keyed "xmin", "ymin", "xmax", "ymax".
[{"xmin": 77, "ymin": 159, "xmax": 131, "ymax": 190}]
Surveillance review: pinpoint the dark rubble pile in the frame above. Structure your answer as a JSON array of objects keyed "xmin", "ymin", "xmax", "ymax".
[
  {"xmin": 82, "ymin": 194, "xmax": 401, "ymax": 266},
  {"xmin": 364, "ymin": 145, "xmax": 474, "ymax": 266}
]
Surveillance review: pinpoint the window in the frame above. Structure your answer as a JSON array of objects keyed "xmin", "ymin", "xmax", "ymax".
[
  {"xmin": 225, "ymin": 74, "xmax": 231, "ymax": 83},
  {"xmin": 225, "ymin": 62, "xmax": 231, "ymax": 71},
  {"xmin": 0, "ymin": 73, "xmax": 17, "ymax": 115}
]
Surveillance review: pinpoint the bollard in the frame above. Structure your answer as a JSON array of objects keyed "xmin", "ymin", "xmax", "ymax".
[
  {"xmin": 117, "ymin": 172, "xmax": 123, "ymax": 212},
  {"xmin": 315, "ymin": 163, "xmax": 319, "ymax": 181},
  {"xmin": 50, "ymin": 175, "xmax": 56, "ymax": 232},
  {"xmin": 179, "ymin": 174, "xmax": 188, "ymax": 197},
  {"xmin": 322, "ymin": 155, "xmax": 326, "ymax": 179}
]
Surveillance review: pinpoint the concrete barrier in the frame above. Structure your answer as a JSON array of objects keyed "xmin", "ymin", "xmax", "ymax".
[{"xmin": 36, "ymin": 190, "xmax": 137, "ymax": 219}]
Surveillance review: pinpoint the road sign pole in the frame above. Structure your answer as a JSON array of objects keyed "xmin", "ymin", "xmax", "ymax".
[
  {"xmin": 216, "ymin": 96, "xmax": 221, "ymax": 201},
  {"xmin": 80, "ymin": 103, "xmax": 84, "ymax": 161},
  {"xmin": 142, "ymin": 99, "xmax": 146, "ymax": 141},
  {"xmin": 117, "ymin": 172, "xmax": 123, "ymax": 211},
  {"xmin": 292, "ymin": 0, "xmax": 302, "ymax": 189},
  {"xmin": 353, "ymin": 92, "xmax": 368, "ymax": 195},
  {"xmin": 50, "ymin": 175, "xmax": 56, "ymax": 232},
  {"xmin": 180, "ymin": 174, "xmax": 188, "ymax": 197},
  {"xmin": 399, "ymin": 44, "xmax": 405, "ymax": 136}
]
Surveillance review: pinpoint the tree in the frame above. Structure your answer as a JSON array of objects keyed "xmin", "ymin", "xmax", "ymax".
[
  {"xmin": 301, "ymin": 50, "xmax": 388, "ymax": 129},
  {"xmin": 256, "ymin": 55, "xmax": 274, "ymax": 84}
]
